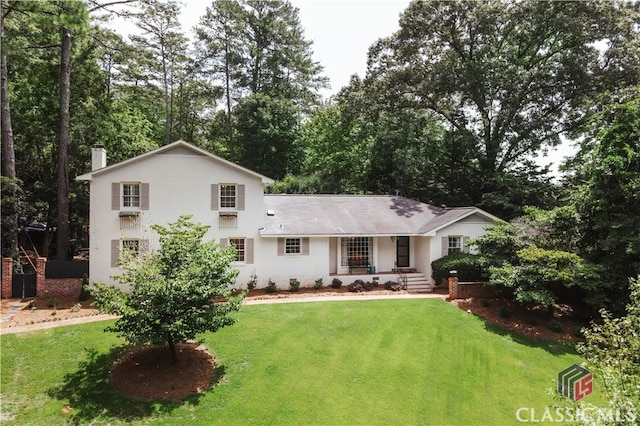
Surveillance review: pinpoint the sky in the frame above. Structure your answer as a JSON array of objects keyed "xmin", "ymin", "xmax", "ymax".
[{"xmin": 177, "ymin": 0, "xmax": 411, "ymax": 99}]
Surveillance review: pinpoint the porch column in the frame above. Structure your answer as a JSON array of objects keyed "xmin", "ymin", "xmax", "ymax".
[
  {"xmin": 36, "ymin": 257, "xmax": 47, "ymax": 298},
  {"xmin": 448, "ymin": 270, "xmax": 458, "ymax": 299},
  {"xmin": 1, "ymin": 258, "xmax": 13, "ymax": 299}
]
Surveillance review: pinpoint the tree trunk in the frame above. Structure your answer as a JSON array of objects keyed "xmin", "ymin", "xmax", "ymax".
[
  {"xmin": 224, "ymin": 42, "xmax": 234, "ymax": 162},
  {"xmin": 56, "ymin": 26, "xmax": 71, "ymax": 260},
  {"xmin": 1, "ymin": 3, "xmax": 19, "ymax": 258},
  {"xmin": 167, "ymin": 333, "xmax": 178, "ymax": 364},
  {"xmin": 161, "ymin": 43, "xmax": 171, "ymax": 145}
]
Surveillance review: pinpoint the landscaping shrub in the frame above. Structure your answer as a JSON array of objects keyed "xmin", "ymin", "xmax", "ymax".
[
  {"xmin": 548, "ymin": 319, "xmax": 564, "ymax": 333},
  {"xmin": 47, "ymin": 298, "xmax": 61, "ymax": 309},
  {"xmin": 331, "ymin": 278, "xmax": 342, "ymax": 289},
  {"xmin": 499, "ymin": 305, "xmax": 512, "ymax": 318},
  {"xmin": 488, "ymin": 246, "xmax": 601, "ymax": 310},
  {"xmin": 79, "ymin": 274, "xmax": 91, "ymax": 301},
  {"xmin": 289, "ymin": 279, "xmax": 300, "ymax": 293},
  {"xmin": 348, "ymin": 279, "xmax": 365, "ymax": 292},
  {"xmin": 313, "ymin": 278, "xmax": 323, "ymax": 290},
  {"xmin": 431, "ymin": 253, "xmax": 484, "ymax": 284},
  {"xmin": 363, "ymin": 281, "xmax": 376, "ymax": 291},
  {"xmin": 384, "ymin": 280, "xmax": 402, "ymax": 292},
  {"xmin": 265, "ymin": 279, "xmax": 278, "ymax": 294},
  {"xmin": 247, "ymin": 272, "xmax": 258, "ymax": 291}
]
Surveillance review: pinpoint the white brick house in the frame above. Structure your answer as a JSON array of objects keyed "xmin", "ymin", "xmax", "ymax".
[{"xmin": 77, "ymin": 140, "xmax": 499, "ymax": 291}]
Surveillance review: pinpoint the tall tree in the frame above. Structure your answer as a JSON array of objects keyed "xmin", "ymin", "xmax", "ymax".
[
  {"xmin": 297, "ymin": 100, "xmax": 371, "ymax": 194},
  {"xmin": 570, "ymin": 98, "xmax": 640, "ymax": 312},
  {"xmin": 195, "ymin": 0, "xmax": 327, "ymax": 165},
  {"xmin": 241, "ymin": 0, "xmax": 326, "ymax": 107},
  {"xmin": 366, "ymin": 0, "xmax": 640, "ymax": 203},
  {"xmin": 55, "ymin": 24, "xmax": 72, "ymax": 260},
  {"xmin": 1, "ymin": 0, "xmax": 18, "ymax": 258},
  {"xmin": 54, "ymin": 1, "xmax": 90, "ymax": 260},
  {"xmin": 195, "ymin": 0, "xmax": 246, "ymax": 161},
  {"xmin": 129, "ymin": 0, "xmax": 189, "ymax": 145},
  {"xmin": 234, "ymin": 93, "xmax": 301, "ymax": 179}
]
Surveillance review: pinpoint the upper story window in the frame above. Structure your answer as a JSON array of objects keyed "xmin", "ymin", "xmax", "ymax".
[
  {"xmin": 211, "ymin": 184, "xmax": 245, "ymax": 211},
  {"xmin": 122, "ymin": 183, "xmax": 140, "ymax": 208},
  {"xmin": 112, "ymin": 182, "xmax": 149, "ymax": 211},
  {"xmin": 220, "ymin": 184, "xmax": 236, "ymax": 209}
]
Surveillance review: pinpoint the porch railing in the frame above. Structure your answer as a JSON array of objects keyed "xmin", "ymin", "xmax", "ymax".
[{"xmin": 397, "ymin": 267, "xmax": 408, "ymax": 290}]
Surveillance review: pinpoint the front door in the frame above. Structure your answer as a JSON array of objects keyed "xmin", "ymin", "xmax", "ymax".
[{"xmin": 396, "ymin": 236, "xmax": 410, "ymax": 268}]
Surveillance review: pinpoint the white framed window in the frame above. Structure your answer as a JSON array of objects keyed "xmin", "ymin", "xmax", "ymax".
[
  {"xmin": 448, "ymin": 236, "xmax": 463, "ymax": 254},
  {"xmin": 220, "ymin": 184, "xmax": 236, "ymax": 209},
  {"xmin": 111, "ymin": 238, "xmax": 148, "ymax": 266},
  {"xmin": 285, "ymin": 238, "xmax": 301, "ymax": 254},
  {"xmin": 122, "ymin": 239, "xmax": 140, "ymax": 257},
  {"xmin": 122, "ymin": 183, "xmax": 140, "ymax": 208},
  {"xmin": 229, "ymin": 238, "xmax": 245, "ymax": 262},
  {"xmin": 341, "ymin": 237, "xmax": 372, "ymax": 266},
  {"xmin": 277, "ymin": 237, "xmax": 309, "ymax": 256}
]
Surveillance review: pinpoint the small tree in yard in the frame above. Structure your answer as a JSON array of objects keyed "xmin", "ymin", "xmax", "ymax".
[
  {"xmin": 90, "ymin": 215, "xmax": 243, "ymax": 364},
  {"xmin": 575, "ymin": 276, "xmax": 640, "ymax": 425}
]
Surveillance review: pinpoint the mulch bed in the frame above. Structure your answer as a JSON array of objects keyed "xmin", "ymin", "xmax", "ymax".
[
  {"xmin": 110, "ymin": 343, "xmax": 217, "ymax": 401},
  {"xmin": 451, "ymin": 297, "xmax": 585, "ymax": 343}
]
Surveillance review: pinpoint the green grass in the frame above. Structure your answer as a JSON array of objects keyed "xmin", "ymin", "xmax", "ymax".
[{"xmin": 1, "ymin": 299, "xmax": 604, "ymax": 425}]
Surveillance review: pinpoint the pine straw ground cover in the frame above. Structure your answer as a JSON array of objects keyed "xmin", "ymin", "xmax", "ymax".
[{"xmin": 1, "ymin": 298, "xmax": 605, "ymax": 425}]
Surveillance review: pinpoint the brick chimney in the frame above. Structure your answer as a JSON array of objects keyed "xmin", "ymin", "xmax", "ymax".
[{"xmin": 91, "ymin": 144, "xmax": 106, "ymax": 171}]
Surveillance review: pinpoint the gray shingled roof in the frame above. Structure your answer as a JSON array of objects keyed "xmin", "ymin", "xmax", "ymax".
[
  {"xmin": 260, "ymin": 195, "xmax": 448, "ymax": 236},
  {"xmin": 418, "ymin": 207, "xmax": 477, "ymax": 234}
]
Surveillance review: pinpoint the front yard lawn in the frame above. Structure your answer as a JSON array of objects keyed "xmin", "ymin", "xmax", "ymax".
[{"xmin": 1, "ymin": 298, "xmax": 603, "ymax": 425}]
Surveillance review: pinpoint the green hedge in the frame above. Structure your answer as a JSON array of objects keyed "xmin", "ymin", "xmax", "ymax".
[{"xmin": 431, "ymin": 253, "xmax": 485, "ymax": 284}]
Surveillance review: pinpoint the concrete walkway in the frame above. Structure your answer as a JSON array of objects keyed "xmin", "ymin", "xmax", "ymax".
[
  {"xmin": 244, "ymin": 292, "xmax": 446, "ymax": 305},
  {"xmin": 0, "ymin": 300, "xmax": 28, "ymax": 324},
  {"xmin": 0, "ymin": 292, "xmax": 447, "ymax": 335}
]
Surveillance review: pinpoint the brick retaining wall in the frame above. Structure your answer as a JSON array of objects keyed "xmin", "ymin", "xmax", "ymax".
[
  {"xmin": 2, "ymin": 257, "xmax": 83, "ymax": 300},
  {"xmin": 38, "ymin": 278, "xmax": 84, "ymax": 299},
  {"xmin": 448, "ymin": 274, "xmax": 495, "ymax": 299}
]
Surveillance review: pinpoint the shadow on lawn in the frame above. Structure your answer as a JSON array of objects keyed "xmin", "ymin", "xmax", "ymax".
[
  {"xmin": 482, "ymin": 321, "xmax": 579, "ymax": 356},
  {"xmin": 47, "ymin": 346, "xmax": 225, "ymax": 424}
]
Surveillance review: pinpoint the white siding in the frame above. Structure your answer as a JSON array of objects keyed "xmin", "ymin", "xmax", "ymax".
[
  {"xmin": 253, "ymin": 237, "xmax": 330, "ymax": 288},
  {"xmin": 88, "ymin": 150, "xmax": 266, "ymax": 289},
  {"xmin": 426, "ymin": 213, "xmax": 493, "ymax": 284}
]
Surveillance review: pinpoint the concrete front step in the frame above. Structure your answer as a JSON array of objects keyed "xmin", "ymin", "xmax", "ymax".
[{"xmin": 400, "ymin": 273, "xmax": 433, "ymax": 293}]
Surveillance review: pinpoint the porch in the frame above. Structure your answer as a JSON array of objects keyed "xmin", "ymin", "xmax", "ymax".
[
  {"xmin": 329, "ymin": 269, "xmax": 433, "ymax": 293},
  {"xmin": 328, "ymin": 235, "xmax": 432, "ymax": 292}
]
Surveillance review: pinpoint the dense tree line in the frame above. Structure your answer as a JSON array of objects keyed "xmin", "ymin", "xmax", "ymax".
[{"xmin": 1, "ymin": 0, "xmax": 639, "ymax": 314}]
